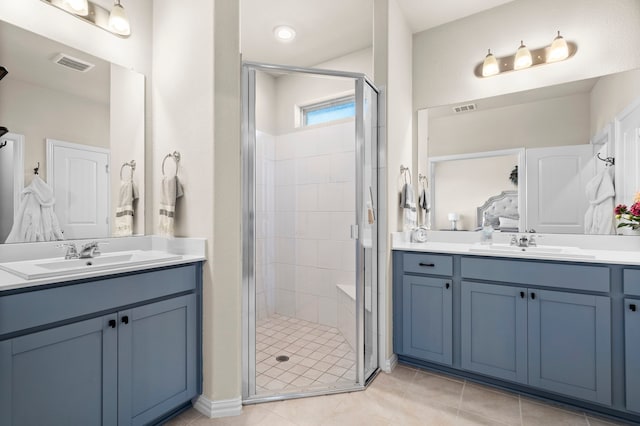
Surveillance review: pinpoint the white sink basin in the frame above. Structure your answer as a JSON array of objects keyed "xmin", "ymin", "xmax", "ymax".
[
  {"xmin": 468, "ymin": 243, "xmax": 596, "ymax": 259},
  {"xmin": 0, "ymin": 250, "xmax": 183, "ymax": 280}
]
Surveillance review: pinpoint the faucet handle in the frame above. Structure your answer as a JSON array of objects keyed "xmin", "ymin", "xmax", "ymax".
[
  {"xmin": 56, "ymin": 243, "xmax": 78, "ymax": 259},
  {"xmin": 509, "ymin": 234, "xmax": 518, "ymax": 246}
]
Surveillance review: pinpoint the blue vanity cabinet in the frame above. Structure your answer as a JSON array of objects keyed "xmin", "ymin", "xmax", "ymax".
[
  {"xmin": 461, "ymin": 281, "xmax": 528, "ymax": 384},
  {"xmin": 625, "ymin": 298, "xmax": 640, "ymax": 413},
  {"xmin": 0, "ymin": 263, "xmax": 203, "ymax": 426},
  {"xmin": 527, "ymin": 289, "xmax": 611, "ymax": 405},
  {"xmin": 0, "ymin": 316, "xmax": 118, "ymax": 426},
  {"xmin": 118, "ymin": 294, "xmax": 197, "ymax": 426},
  {"xmin": 402, "ymin": 275, "xmax": 453, "ymax": 365}
]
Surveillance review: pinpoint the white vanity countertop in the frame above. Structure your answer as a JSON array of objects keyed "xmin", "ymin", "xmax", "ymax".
[
  {"xmin": 0, "ymin": 236, "xmax": 206, "ymax": 292},
  {"xmin": 392, "ymin": 232, "xmax": 640, "ymax": 266}
]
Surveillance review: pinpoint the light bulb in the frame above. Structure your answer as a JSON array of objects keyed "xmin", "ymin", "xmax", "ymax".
[
  {"xmin": 514, "ymin": 41, "xmax": 532, "ymax": 70},
  {"xmin": 548, "ymin": 31, "xmax": 569, "ymax": 62},
  {"xmin": 482, "ymin": 49, "xmax": 499, "ymax": 77},
  {"xmin": 273, "ymin": 25, "xmax": 296, "ymax": 42},
  {"xmin": 65, "ymin": 0, "xmax": 88, "ymax": 16},
  {"xmin": 109, "ymin": 1, "xmax": 131, "ymax": 36}
]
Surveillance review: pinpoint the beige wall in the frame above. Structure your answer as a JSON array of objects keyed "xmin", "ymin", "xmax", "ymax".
[
  {"xmin": 413, "ymin": 0, "xmax": 640, "ymax": 110},
  {"xmin": 590, "ymin": 68, "xmax": 640, "ymax": 136},
  {"xmin": 0, "ymin": 77, "xmax": 109, "ymax": 182},
  {"xmin": 428, "ymin": 92, "xmax": 591, "ymax": 157}
]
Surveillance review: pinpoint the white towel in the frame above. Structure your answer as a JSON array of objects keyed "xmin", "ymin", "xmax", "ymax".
[
  {"xmin": 584, "ymin": 168, "xmax": 615, "ymax": 235},
  {"xmin": 5, "ymin": 176, "xmax": 64, "ymax": 243},
  {"xmin": 159, "ymin": 176, "xmax": 184, "ymax": 237},
  {"xmin": 418, "ymin": 187, "xmax": 430, "ymax": 227},
  {"xmin": 400, "ymin": 183, "xmax": 417, "ymax": 231},
  {"xmin": 114, "ymin": 180, "xmax": 139, "ymax": 237}
]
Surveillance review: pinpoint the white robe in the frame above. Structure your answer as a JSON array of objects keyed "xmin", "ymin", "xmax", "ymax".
[
  {"xmin": 584, "ymin": 169, "xmax": 615, "ymax": 235},
  {"xmin": 5, "ymin": 176, "xmax": 65, "ymax": 243}
]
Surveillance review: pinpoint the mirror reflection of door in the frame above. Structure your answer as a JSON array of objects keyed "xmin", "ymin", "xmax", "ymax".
[{"xmin": 46, "ymin": 139, "xmax": 110, "ymax": 239}]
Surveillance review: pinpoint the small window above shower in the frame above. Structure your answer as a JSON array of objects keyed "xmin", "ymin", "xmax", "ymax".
[{"xmin": 299, "ymin": 95, "xmax": 356, "ymax": 127}]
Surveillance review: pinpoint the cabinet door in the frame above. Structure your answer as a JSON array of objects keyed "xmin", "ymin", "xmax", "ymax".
[
  {"xmin": 461, "ymin": 281, "xmax": 527, "ymax": 384},
  {"xmin": 402, "ymin": 275, "xmax": 452, "ymax": 365},
  {"xmin": 625, "ymin": 299, "xmax": 640, "ymax": 413},
  {"xmin": 0, "ymin": 316, "xmax": 117, "ymax": 426},
  {"xmin": 118, "ymin": 294, "xmax": 197, "ymax": 426},
  {"xmin": 528, "ymin": 290, "xmax": 611, "ymax": 405}
]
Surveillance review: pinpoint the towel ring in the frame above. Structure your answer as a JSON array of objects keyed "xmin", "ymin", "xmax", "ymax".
[
  {"xmin": 120, "ymin": 160, "xmax": 136, "ymax": 181},
  {"xmin": 400, "ymin": 165, "xmax": 412, "ymax": 184},
  {"xmin": 162, "ymin": 151, "xmax": 181, "ymax": 177}
]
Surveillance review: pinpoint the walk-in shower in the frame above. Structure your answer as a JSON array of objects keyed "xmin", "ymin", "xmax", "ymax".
[{"xmin": 242, "ymin": 62, "xmax": 380, "ymax": 401}]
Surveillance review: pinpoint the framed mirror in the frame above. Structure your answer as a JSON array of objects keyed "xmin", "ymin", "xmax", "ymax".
[{"xmin": 0, "ymin": 20, "xmax": 145, "ymax": 244}]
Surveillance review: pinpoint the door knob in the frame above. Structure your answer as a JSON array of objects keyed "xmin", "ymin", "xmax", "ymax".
[
  {"xmin": 121, "ymin": 316, "xmax": 129, "ymax": 324},
  {"xmin": 631, "ymin": 304, "xmax": 637, "ymax": 312},
  {"xmin": 108, "ymin": 319, "xmax": 116, "ymax": 329}
]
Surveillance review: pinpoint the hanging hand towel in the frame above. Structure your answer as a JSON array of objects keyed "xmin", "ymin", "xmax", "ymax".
[
  {"xmin": 400, "ymin": 182, "xmax": 417, "ymax": 231},
  {"xmin": 418, "ymin": 187, "xmax": 430, "ymax": 227},
  {"xmin": 114, "ymin": 180, "xmax": 139, "ymax": 237},
  {"xmin": 584, "ymin": 168, "xmax": 615, "ymax": 234},
  {"xmin": 5, "ymin": 176, "xmax": 64, "ymax": 243},
  {"xmin": 159, "ymin": 176, "xmax": 184, "ymax": 237}
]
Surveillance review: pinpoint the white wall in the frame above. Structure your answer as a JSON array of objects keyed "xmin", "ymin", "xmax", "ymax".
[
  {"xmin": 413, "ymin": 0, "xmax": 640, "ymax": 110},
  {"xmin": 428, "ymin": 92, "xmax": 591, "ymax": 157},
  {"xmin": 590, "ymin": 68, "xmax": 640, "ymax": 136},
  {"xmin": 0, "ymin": 77, "xmax": 109, "ymax": 181}
]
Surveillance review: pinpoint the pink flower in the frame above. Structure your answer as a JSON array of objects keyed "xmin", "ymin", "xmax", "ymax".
[
  {"xmin": 615, "ymin": 204, "xmax": 628, "ymax": 215},
  {"xmin": 630, "ymin": 202, "xmax": 640, "ymax": 217}
]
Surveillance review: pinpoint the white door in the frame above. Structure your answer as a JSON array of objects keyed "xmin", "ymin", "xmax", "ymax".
[
  {"xmin": 526, "ymin": 144, "xmax": 595, "ymax": 234},
  {"xmin": 615, "ymin": 98, "xmax": 640, "ymax": 207},
  {"xmin": 46, "ymin": 139, "xmax": 110, "ymax": 239}
]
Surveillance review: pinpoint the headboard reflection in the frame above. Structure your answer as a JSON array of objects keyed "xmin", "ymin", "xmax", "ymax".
[{"xmin": 476, "ymin": 190, "xmax": 519, "ymax": 231}]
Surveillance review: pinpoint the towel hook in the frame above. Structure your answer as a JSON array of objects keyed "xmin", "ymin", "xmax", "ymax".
[
  {"xmin": 400, "ymin": 165, "xmax": 412, "ymax": 184},
  {"xmin": 596, "ymin": 153, "xmax": 615, "ymax": 167},
  {"xmin": 0, "ymin": 141, "xmax": 6, "ymax": 150},
  {"xmin": 162, "ymin": 151, "xmax": 181, "ymax": 177},
  {"xmin": 418, "ymin": 173, "xmax": 428, "ymax": 188},
  {"xmin": 34, "ymin": 162, "xmax": 40, "ymax": 175},
  {"xmin": 120, "ymin": 160, "xmax": 136, "ymax": 181}
]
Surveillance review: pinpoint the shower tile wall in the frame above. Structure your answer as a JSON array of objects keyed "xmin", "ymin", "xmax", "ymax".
[{"xmin": 257, "ymin": 121, "xmax": 356, "ymax": 328}]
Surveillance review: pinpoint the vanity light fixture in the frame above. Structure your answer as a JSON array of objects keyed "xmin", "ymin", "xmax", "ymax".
[
  {"xmin": 273, "ymin": 25, "xmax": 296, "ymax": 42},
  {"xmin": 41, "ymin": 0, "xmax": 131, "ymax": 38},
  {"xmin": 476, "ymin": 31, "xmax": 577, "ymax": 78}
]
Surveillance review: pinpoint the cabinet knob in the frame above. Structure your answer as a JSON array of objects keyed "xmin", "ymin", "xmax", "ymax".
[
  {"xmin": 418, "ymin": 262, "xmax": 435, "ymax": 267},
  {"xmin": 445, "ymin": 282, "xmax": 450, "ymax": 289},
  {"xmin": 121, "ymin": 316, "xmax": 129, "ymax": 325},
  {"xmin": 108, "ymin": 319, "xmax": 116, "ymax": 329},
  {"xmin": 530, "ymin": 292, "xmax": 536, "ymax": 300},
  {"xmin": 520, "ymin": 291, "xmax": 525, "ymax": 299},
  {"xmin": 631, "ymin": 304, "xmax": 637, "ymax": 312}
]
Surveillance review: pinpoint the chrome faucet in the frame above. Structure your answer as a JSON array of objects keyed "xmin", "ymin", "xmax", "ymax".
[
  {"xmin": 509, "ymin": 234, "xmax": 531, "ymax": 247},
  {"xmin": 57, "ymin": 243, "xmax": 79, "ymax": 259},
  {"xmin": 79, "ymin": 241, "xmax": 105, "ymax": 258}
]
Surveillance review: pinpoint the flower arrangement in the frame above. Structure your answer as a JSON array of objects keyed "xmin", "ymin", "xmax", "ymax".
[{"xmin": 615, "ymin": 192, "xmax": 640, "ymax": 230}]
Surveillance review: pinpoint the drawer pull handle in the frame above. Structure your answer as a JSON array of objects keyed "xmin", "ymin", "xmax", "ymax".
[
  {"xmin": 445, "ymin": 282, "xmax": 450, "ymax": 289},
  {"xmin": 520, "ymin": 291, "xmax": 525, "ymax": 299},
  {"xmin": 419, "ymin": 262, "xmax": 435, "ymax": 267},
  {"xmin": 530, "ymin": 292, "xmax": 536, "ymax": 300},
  {"xmin": 631, "ymin": 304, "xmax": 637, "ymax": 312},
  {"xmin": 121, "ymin": 316, "xmax": 129, "ymax": 325},
  {"xmin": 108, "ymin": 319, "xmax": 116, "ymax": 329}
]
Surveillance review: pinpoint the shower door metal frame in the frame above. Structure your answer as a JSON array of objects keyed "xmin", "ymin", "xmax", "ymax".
[{"xmin": 241, "ymin": 62, "xmax": 382, "ymax": 402}]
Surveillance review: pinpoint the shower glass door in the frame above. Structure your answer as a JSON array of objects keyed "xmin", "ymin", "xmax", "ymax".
[{"xmin": 242, "ymin": 63, "xmax": 379, "ymax": 401}]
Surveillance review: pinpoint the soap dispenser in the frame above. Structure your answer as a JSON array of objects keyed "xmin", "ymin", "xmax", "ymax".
[{"xmin": 481, "ymin": 212, "xmax": 493, "ymax": 245}]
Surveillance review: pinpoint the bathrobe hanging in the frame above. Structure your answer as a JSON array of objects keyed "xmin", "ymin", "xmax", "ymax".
[
  {"xmin": 584, "ymin": 169, "xmax": 615, "ymax": 235},
  {"xmin": 5, "ymin": 175, "xmax": 64, "ymax": 243}
]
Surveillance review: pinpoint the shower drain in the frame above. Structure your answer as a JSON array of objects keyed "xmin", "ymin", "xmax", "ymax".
[{"xmin": 275, "ymin": 355, "xmax": 290, "ymax": 362}]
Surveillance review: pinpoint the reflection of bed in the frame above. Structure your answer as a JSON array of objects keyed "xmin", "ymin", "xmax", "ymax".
[{"xmin": 476, "ymin": 190, "xmax": 519, "ymax": 231}]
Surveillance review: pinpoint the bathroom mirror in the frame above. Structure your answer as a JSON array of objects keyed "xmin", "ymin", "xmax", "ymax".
[
  {"xmin": 0, "ymin": 20, "xmax": 145, "ymax": 243},
  {"xmin": 422, "ymin": 67, "xmax": 640, "ymax": 235}
]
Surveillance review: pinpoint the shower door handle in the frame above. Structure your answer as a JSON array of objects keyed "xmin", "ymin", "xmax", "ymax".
[{"xmin": 350, "ymin": 224, "xmax": 359, "ymax": 240}]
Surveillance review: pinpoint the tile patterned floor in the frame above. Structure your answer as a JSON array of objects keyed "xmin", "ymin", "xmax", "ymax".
[
  {"xmin": 165, "ymin": 364, "xmax": 630, "ymax": 426},
  {"xmin": 255, "ymin": 314, "xmax": 356, "ymax": 394}
]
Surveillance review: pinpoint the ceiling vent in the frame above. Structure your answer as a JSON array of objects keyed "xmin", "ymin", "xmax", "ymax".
[
  {"xmin": 51, "ymin": 53, "xmax": 95, "ymax": 72},
  {"xmin": 452, "ymin": 103, "xmax": 477, "ymax": 114}
]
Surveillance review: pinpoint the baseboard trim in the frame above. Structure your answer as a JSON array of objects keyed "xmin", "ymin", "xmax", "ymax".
[
  {"xmin": 382, "ymin": 353, "xmax": 398, "ymax": 373},
  {"xmin": 193, "ymin": 395, "xmax": 242, "ymax": 418}
]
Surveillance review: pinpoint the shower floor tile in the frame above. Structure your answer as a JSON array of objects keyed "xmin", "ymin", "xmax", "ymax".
[{"xmin": 255, "ymin": 314, "xmax": 356, "ymax": 394}]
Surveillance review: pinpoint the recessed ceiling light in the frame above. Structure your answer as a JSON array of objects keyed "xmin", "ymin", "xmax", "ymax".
[{"xmin": 273, "ymin": 25, "xmax": 296, "ymax": 42}]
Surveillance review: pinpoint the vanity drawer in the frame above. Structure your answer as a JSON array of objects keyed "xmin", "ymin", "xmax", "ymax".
[
  {"xmin": 403, "ymin": 253, "xmax": 453, "ymax": 277},
  {"xmin": 624, "ymin": 269, "xmax": 640, "ymax": 296},
  {"xmin": 461, "ymin": 257, "xmax": 609, "ymax": 293},
  {"xmin": 0, "ymin": 264, "xmax": 199, "ymax": 338}
]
